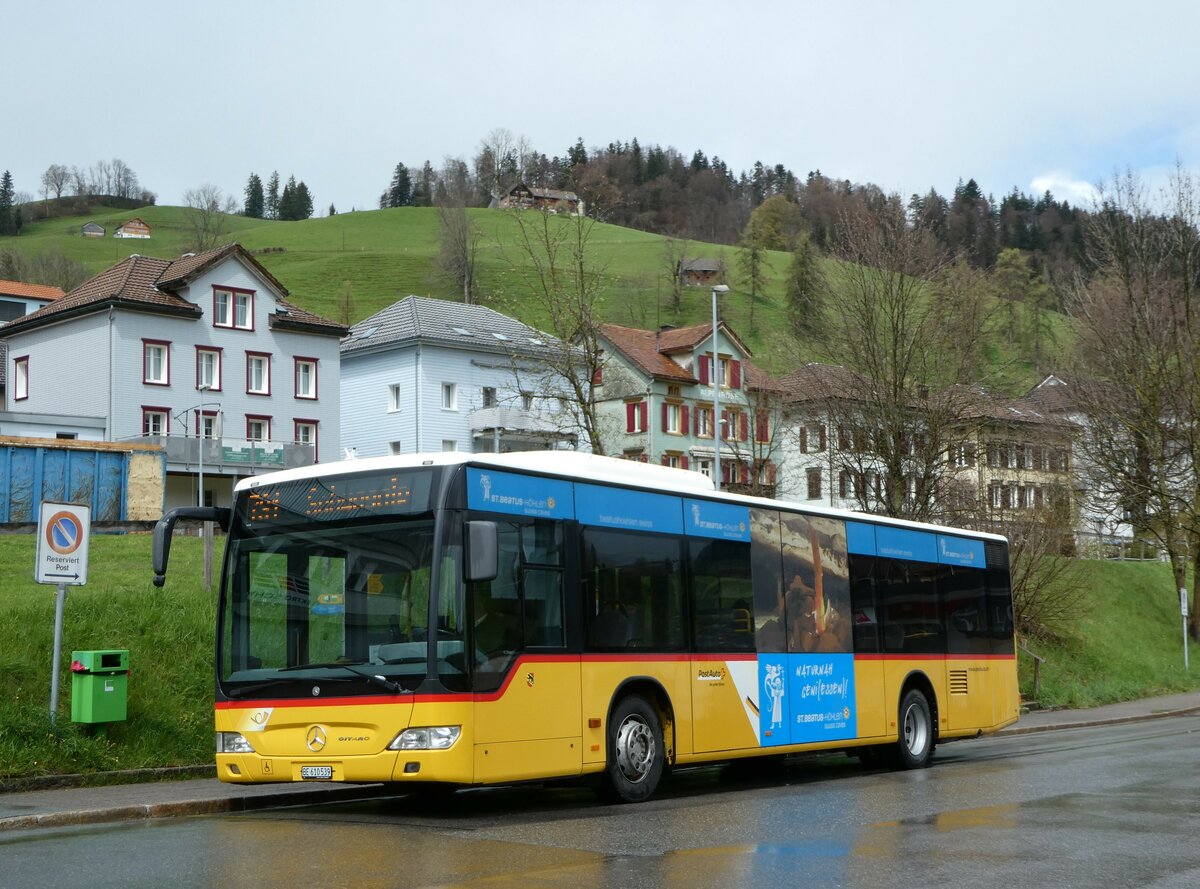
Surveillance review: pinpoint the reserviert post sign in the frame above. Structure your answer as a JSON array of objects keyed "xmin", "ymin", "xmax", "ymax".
[{"xmin": 35, "ymin": 502, "xmax": 91, "ymax": 586}]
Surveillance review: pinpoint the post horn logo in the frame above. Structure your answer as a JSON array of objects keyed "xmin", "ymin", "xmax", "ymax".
[{"xmin": 306, "ymin": 725, "xmax": 327, "ymax": 752}]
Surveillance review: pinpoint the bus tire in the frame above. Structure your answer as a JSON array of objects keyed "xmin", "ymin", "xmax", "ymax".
[
  {"xmin": 896, "ymin": 688, "xmax": 935, "ymax": 769},
  {"xmin": 599, "ymin": 695, "xmax": 664, "ymax": 803}
]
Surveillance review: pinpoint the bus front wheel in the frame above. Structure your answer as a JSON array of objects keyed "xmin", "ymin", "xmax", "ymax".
[
  {"xmin": 896, "ymin": 688, "xmax": 935, "ymax": 769},
  {"xmin": 599, "ymin": 695, "xmax": 665, "ymax": 803}
]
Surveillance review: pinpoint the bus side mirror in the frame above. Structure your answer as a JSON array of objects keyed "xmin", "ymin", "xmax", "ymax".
[
  {"xmin": 152, "ymin": 506, "xmax": 231, "ymax": 587},
  {"xmin": 465, "ymin": 520, "xmax": 498, "ymax": 583}
]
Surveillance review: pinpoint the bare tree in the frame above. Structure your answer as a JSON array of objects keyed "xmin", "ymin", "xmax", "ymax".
[
  {"xmin": 434, "ymin": 205, "xmax": 481, "ymax": 304},
  {"xmin": 42, "ymin": 164, "xmax": 70, "ymax": 202},
  {"xmin": 660, "ymin": 235, "xmax": 689, "ymax": 317},
  {"xmin": 818, "ymin": 198, "xmax": 991, "ymax": 521},
  {"xmin": 182, "ymin": 184, "xmax": 239, "ymax": 252},
  {"xmin": 499, "ymin": 208, "xmax": 609, "ymax": 453},
  {"xmin": 1069, "ymin": 166, "xmax": 1200, "ymax": 634}
]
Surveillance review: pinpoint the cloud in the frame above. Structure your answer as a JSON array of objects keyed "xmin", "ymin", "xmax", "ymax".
[{"xmin": 1029, "ymin": 173, "xmax": 1099, "ymax": 208}]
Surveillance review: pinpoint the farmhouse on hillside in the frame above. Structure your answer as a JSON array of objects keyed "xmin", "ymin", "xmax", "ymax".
[{"xmin": 114, "ymin": 217, "xmax": 151, "ymax": 238}]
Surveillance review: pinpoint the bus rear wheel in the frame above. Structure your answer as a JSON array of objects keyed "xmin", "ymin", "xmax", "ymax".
[
  {"xmin": 599, "ymin": 695, "xmax": 665, "ymax": 803},
  {"xmin": 896, "ymin": 688, "xmax": 935, "ymax": 769}
]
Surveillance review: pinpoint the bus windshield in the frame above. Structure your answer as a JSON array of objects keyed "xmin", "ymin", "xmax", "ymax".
[{"xmin": 218, "ymin": 468, "xmax": 467, "ymax": 695}]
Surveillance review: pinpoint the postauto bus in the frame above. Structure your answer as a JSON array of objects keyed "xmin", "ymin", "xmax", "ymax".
[{"xmin": 152, "ymin": 451, "xmax": 1019, "ymax": 802}]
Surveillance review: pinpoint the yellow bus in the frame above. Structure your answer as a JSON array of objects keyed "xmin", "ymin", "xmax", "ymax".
[{"xmin": 152, "ymin": 451, "xmax": 1019, "ymax": 803}]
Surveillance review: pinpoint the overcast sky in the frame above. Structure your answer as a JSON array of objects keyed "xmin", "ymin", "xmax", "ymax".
[{"xmin": 9, "ymin": 1, "xmax": 1199, "ymax": 214}]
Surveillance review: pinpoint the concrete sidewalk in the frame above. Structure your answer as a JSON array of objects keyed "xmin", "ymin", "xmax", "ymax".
[{"xmin": 4, "ymin": 691, "xmax": 1200, "ymax": 833}]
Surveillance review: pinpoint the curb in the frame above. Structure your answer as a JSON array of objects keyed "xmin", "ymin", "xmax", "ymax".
[
  {"xmin": 997, "ymin": 704, "xmax": 1200, "ymax": 736},
  {"xmin": 0, "ymin": 783, "xmax": 391, "ymax": 833}
]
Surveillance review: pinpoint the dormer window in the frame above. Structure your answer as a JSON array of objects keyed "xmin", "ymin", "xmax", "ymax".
[{"xmin": 214, "ymin": 287, "xmax": 254, "ymax": 330}]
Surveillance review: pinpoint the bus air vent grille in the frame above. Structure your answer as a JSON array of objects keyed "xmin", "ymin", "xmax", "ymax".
[{"xmin": 949, "ymin": 670, "xmax": 969, "ymax": 695}]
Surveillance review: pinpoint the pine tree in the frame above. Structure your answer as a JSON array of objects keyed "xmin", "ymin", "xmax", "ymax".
[
  {"xmin": 265, "ymin": 171, "xmax": 280, "ymax": 220},
  {"xmin": 386, "ymin": 162, "xmax": 412, "ymax": 207},
  {"xmin": 243, "ymin": 173, "xmax": 264, "ymax": 218},
  {"xmin": 294, "ymin": 181, "xmax": 313, "ymax": 220},
  {"xmin": 278, "ymin": 175, "xmax": 297, "ymax": 220},
  {"xmin": 0, "ymin": 170, "xmax": 14, "ymax": 236},
  {"xmin": 785, "ymin": 234, "xmax": 825, "ymax": 339}
]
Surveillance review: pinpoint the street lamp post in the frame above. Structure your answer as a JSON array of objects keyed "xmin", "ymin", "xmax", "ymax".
[
  {"xmin": 711, "ymin": 284, "xmax": 729, "ymax": 490},
  {"xmin": 196, "ymin": 384, "xmax": 211, "ymax": 508}
]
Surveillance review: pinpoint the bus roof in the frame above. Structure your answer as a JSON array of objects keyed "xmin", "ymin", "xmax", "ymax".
[{"xmin": 236, "ymin": 450, "xmax": 1007, "ymax": 544}]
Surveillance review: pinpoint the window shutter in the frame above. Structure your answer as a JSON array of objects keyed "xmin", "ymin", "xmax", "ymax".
[
  {"xmin": 681, "ymin": 405, "xmax": 690, "ymax": 432},
  {"xmin": 767, "ymin": 463, "xmax": 777, "ymax": 484},
  {"xmin": 640, "ymin": 401, "xmax": 648, "ymax": 432},
  {"xmin": 739, "ymin": 463, "xmax": 750, "ymax": 484},
  {"xmin": 592, "ymin": 367, "xmax": 603, "ymax": 385},
  {"xmin": 626, "ymin": 402, "xmax": 636, "ymax": 432},
  {"xmin": 661, "ymin": 454, "xmax": 670, "ymax": 466},
  {"xmin": 800, "ymin": 426, "xmax": 808, "ymax": 453},
  {"xmin": 698, "ymin": 355, "xmax": 709, "ymax": 385},
  {"xmin": 681, "ymin": 455, "xmax": 690, "ymax": 470},
  {"xmin": 818, "ymin": 424, "xmax": 827, "ymax": 450},
  {"xmin": 694, "ymin": 408, "xmax": 701, "ymax": 435},
  {"xmin": 756, "ymin": 413, "xmax": 769, "ymax": 443},
  {"xmin": 740, "ymin": 413, "xmax": 749, "ymax": 442},
  {"xmin": 661, "ymin": 402, "xmax": 669, "ymax": 432},
  {"xmin": 730, "ymin": 360, "xmax": 742, "ymax": 389}
]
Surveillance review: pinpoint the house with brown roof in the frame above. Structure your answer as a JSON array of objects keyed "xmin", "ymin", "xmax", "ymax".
[
  {"xmin": 497, "ymin": 183, "xmax": 584, "ymax": 216},
  {"xmin": 676, "ymin": 258, "xmax": 724, "ymax": 287},
  {"xmin": 595, "ymin": 320, "xmax": 781, "ymax": 492},
  {"xmin": 0, "ymin": 244, "xmax": 347, "ymax": 511},
  {"xmin": 114, "ymin": 217, "xmax": 151, "ymax": 239},
  {"xmin": 82, "ymin": 221, "xmax": 105, "ymax": 238},
  {"xmin": 776, "ymin": 363, "xmax": 1076, "ymax": 529},
  {"xmin": 0, "ymin": 279, "xmax": 64, "ymax": 324}
]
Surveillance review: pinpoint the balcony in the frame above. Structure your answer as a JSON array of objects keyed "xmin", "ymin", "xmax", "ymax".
[
  {"xmin": 135, "ymin": 435, "xmax": 316, "ymax": 474},
  {"xmin": 469, "ymin": 405, "xmax": 578, "ymax": 452}
]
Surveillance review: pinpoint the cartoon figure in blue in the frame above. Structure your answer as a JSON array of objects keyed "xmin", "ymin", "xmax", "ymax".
[{"xmin": 764, "ymin": 662, "xmax": 785, "ymax": 731}]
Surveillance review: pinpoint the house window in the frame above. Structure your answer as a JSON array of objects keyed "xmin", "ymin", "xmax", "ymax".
[
  {"xmin": 12, "ymin": 356, "xmax": 28, "ymax": 401},
  {"xmin": 724, "ymin": 410, "xmax": 745, "ymax": 442},
  {"xmin": 521, "ymin": 392, "xmax": 533, "ymax": 410},
  {"xmin": 143, "ymin": 340, "xmax": 170, "ymax": 386},
  {"xmin": 755, "ymin": 412, "xmax": 770, "ymax": 443},
  {"xmin": 246, "ymin": 352, "xmax": 271, "ymax": 395},
  {"xmin": 389, "ymin": 441, "xmax": 403, "ymax": 455},
  {"xmin": 482, "ymin": 386, "xmax": 497, "ymax": 408},
  {"xmin": 665, "ymin": 402, "xmax": 683, "ymax": 434},
  {"xmin": 294, "ymin": 357, "xmax": 317, "ymax": 399},
  {"xmin": 388, "ymin": 384, "xmax": 402, "ymax": 412},
  {"xmin": 214, "ymin": 288, "xmax": 253, "ymax": 330},
  {"xmin": 694, "ymin": 458, "xmax": 712, "ymax": 479},
  {"xmin": 442, "ymin": 383, "xmax": 457, "ymax": 410},
  {"xmin": 806, "ymin": 468, "xmax": 822, "ymax": 500},
  {"xmin": 626, "ymin": 400, "xmax": 648, "ymax": 433},
  {"xmin": 246, "ymin": 415, "xmax": 271, "ymax": 441},
  {"xmin": 667, "ymin": 385, "xmax": 682, "ymax": 398},
  {"xmin": 294, "ymin": 420, "xmax": 318, "ymax": 459},
  {"xmin": 696, "ymin": 405, "xmax": 713, "ymax": 438},
  {"xmin": 663, "ymin": 452, "xmax": 688, "ymax": 469},
  {"xmin": 197, "ymin": 411, "xmax": 219, "ymax": 439},
  {"xmin": 949, "ymin": 442, "xmax": 976, "ymax": 467},
  {"xmin": 142, "ymin": 407, "xmax": 169, "ymax": 436},
  {"xmin": 801, "ymin": 422, "xmax": 826, "ymax": 453},
  {"xmin": 442, "ymin": 439, "xmax": 457, "ymax": 452},
  {"xmin": 196, "ymin": 347, "xmax": 222, "ymax": 391}
]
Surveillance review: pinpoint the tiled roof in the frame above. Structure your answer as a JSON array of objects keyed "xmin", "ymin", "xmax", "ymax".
[
  {"xmin": 0, "ymin": 244, "xmax": 342, "ymax": 337},
  {"xmin": 600, "ymin": 324, "xmax": 697, "ymax": 383},
  {"xmin": 0, "ymin": 279, "xmax": 65, "ymax": 301},
  {"xmin": 743, "ymin": 361, "xmax": 784, "ymax": 394},
  {"xmin": 778, "ymin": 362, "xmax": 870, "ymax": 403},
  {"xmin": 680, "ymin": 258, "xmax": 722, "ymax": 272},
  {"xmin": 341, "ymin": 296, "xmax": 560, "ymax": 356}
]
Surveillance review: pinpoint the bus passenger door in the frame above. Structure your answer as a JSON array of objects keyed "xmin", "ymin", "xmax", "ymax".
[{"xmin": 471, "ymin": 520, "xmax": 582, "ymax": 783}]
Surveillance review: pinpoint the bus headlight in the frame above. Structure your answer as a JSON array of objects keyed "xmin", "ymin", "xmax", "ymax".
[
  {"xmin": 388, "ymin": 726, "xmax": 461, "ymax": 750},
  {"xmin": 217, "ymin": 732, "xmax": 256, "ymax": 754}
]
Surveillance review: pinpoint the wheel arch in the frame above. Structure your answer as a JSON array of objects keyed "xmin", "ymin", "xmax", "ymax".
[
  {"xmin": 898, "ymin": 669, "xmax": 939, "ymax": 743},
  {"xmin": 609, "ymin": 676, "xmax": 676, "ymax": 764}
]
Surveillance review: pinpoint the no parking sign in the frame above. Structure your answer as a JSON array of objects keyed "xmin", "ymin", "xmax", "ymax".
[{"xmin": 35, "ymin": 501, "xmax": 90, "ymax": 586}]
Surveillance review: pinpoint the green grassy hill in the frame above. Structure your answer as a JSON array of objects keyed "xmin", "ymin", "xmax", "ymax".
[
  {"xmin": 0, "ymin": 534, "xmax": 1194, "ymax": 781},
  {"xmin": 6, "ymin": 204, "xmax": 1057, "ymax": 386}
]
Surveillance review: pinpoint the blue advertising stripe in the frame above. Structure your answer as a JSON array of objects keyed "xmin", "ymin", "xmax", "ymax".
[
  {"xmin": 684, "ymin": 498, "xmax": 750, "ymax": 541},
  {"xmin": 846, "ymin": 521, "xmax": 876, "ymax": 556},
  {"xmin": 466, "ymin": 468, "xmax": 575, "ymax": 520},
  {"xmin": 575, "ymin": 483, "xmax": 682, "ymax": 534},
  {"xmin": 757, "ymin": 653, "xmax": 857, "ymax": 746},
  {"xmin": 874, "ymin": 525, "xmax": 938, "ymax": 563},
  {"xmin": 937, "ymin": 534, "xmax": 985, "ymax": 567}
]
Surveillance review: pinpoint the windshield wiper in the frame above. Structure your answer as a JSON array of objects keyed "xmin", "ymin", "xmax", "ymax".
[{"xmin": 277, "ymin": 661, "xmax": 408, "ymax": 693}]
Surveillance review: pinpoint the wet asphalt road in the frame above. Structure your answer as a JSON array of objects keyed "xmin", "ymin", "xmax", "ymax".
[{"xmin": 3, "ymin": 715, "xmax": 1199, "ymax": 888}]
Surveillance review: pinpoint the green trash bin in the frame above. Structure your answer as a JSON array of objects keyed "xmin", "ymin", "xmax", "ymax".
[{"xmin": 70, "ymin": 649, "xmax": 129, "ymax": 723}]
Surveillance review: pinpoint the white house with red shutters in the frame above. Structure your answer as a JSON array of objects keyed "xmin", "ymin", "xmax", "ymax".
[
  {"xmin": 0, "ymin": 244, "xmax": 346, "ymax": 510},
  {"xmin": 593, "ymin": 322, "xmax": 781, "ymax": 491}
]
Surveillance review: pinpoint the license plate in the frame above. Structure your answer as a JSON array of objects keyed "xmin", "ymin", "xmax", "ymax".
[{"xmin": 300, "ymin": 765, "xmax": 333, "ymax": 780}]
